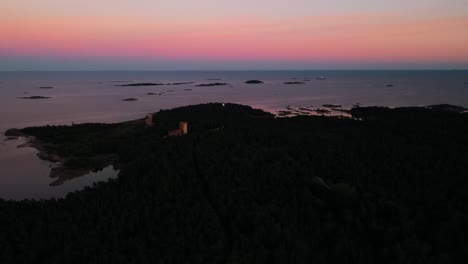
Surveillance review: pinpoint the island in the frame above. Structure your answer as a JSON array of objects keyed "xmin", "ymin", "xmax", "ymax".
[
  {"xmin": 195, "ymin": 82, "xmax": 228, "ymax": 87},
  {"xmin": 310, "ymin": 108, "xmax": 330, "ymax": 114},
  {"xmin": 168, "ymin": 82, "xmax": 195, "ymax": 85},
  {"xmin": 2, "ymin": 103, "xmax": 468, "ymax": 263},
  {"xmin": 118, "ymin": 83, "xmax": 165, "ymax": 87},
  {"xmin": 118, "ymin": 82, "xmax": 196, "ymax": 87},
  {"xmin": 122, "ymin": 98, "xmax": 138, "ymax": 101},
  {"xmin": 39, "ymin": 86, "xmax": 54, "ymax": 89},
  {"xmin": 284, "ymin": 81, "xmax": 305, "ymax": 84},
  {"xmin": 322, "ymin": 104, "xmax": 342, "ymax": 108},
  {"xmin": 245, "ymin": 80, "xmax": 264, "ymax": 84},
  {"xmin": 428, "ymin": 104, "xmax": 467, "ymax": 112},
  {"xmin": 18, "ymin": 96, "xmax": 51, "ymax": 99}
]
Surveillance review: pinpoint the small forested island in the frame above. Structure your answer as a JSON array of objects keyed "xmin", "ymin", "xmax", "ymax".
[
  {"xmin": 1, "ymin": 103, "xmax": 468, "ymax": 263},
  {"xmin": 245, "ymin": 80, "xmax": 264, "ymax": 84},
  {"xmin": 39, "ymin": 86, "xmax": 54, "ymax": 89},
  {"xmin": 122, "ymin": 98, "xmax": 138, "ymax": 101}
]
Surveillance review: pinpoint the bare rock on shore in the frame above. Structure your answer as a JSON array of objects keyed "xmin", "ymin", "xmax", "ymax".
[
  {"xmin": 37, "ymin": 152, "xmax": 62, "ymax": 163},
  {"xmin": 323, "ymin": 104, "xmax": 342, "ymax": 108},
  {"xmin": 118, "ymin": 83, "xmax": 164, "ymax": 87},
  {"xmin": 196, "ymin": 83, "xmax": 228, "ymax": 87},
  {"xmin": 168, "ymin": 82, "xmax": 195, "ymax": 85},
  {"xmin": 284, "ymin": 81, "xmax": 305, "ymax": 85},
  {"xmin": 315, "ymin": 109, "xmax": 332, "ymax": 115},
  {"xmin": 19, "ymin": 96, "xmax": 51, "ymax": 99},
  {"xmin": 427, "ymin": 104, "xmax": 466, "ymax": 113}
]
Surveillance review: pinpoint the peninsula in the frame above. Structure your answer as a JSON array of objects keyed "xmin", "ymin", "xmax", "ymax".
[{"xmin": 2, "ymin": 103, "xmax": 468, "ymax": 263}]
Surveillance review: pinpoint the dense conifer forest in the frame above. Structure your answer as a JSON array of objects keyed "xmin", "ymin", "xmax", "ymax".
[{"xmin": 1, "ymin": 103, "xmax": 468, "ymax": 263}]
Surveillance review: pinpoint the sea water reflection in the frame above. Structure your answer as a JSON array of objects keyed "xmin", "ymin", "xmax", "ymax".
[
  {"xmin": 1, "ymin": 70, "xmax": 467, "ymax": 200},
  {"xmin": 0, "ymin": 134, "xmax": 118, "ymax": 200}
]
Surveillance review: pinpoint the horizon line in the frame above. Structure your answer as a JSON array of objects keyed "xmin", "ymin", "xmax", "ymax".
[{"xmin": 1, "ymin": 69, "xmax": 468, "ymax": 72}]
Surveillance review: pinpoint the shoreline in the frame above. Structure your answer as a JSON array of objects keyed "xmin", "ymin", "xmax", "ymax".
[
  {"xmin": 3, "ymin": 103, "xmax": 467, "ymax": 187},
  {"xmin": 4, "ymin": 129, "xmax": 117, "ymax": 186}
]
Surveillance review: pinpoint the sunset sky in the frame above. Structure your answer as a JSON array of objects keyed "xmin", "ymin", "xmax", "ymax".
[{"xmin": 1, "ymin": 0, "xmax": 467, "ymax": 70}]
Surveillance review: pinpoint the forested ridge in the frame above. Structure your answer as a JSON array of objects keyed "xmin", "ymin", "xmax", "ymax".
[{"xmin": 1, "ymin": 103, "xmax": 468, "ymax": 263}]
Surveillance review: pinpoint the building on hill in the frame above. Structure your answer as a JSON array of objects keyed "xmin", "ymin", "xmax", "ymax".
[
  {"xmin": 168, "ymin": 121, "xmax": 188, "ymax": 137},
  {"xmin": 145, "ymin": 114, "xmax": 154, "ymax": 127},
  {"xmin": 180, "ymin": 121, "xmax": 188, "ymax": 135}
]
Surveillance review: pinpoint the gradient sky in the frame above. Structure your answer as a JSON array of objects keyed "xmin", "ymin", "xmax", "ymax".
[{"xmin": 1, "ymin": 0, "xmax": 468, "ymax": 70}]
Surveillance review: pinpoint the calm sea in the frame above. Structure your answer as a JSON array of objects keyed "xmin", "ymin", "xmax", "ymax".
[{"xmin": 1, "ymin": 70, "xmax": 467, "ymax": 200}]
